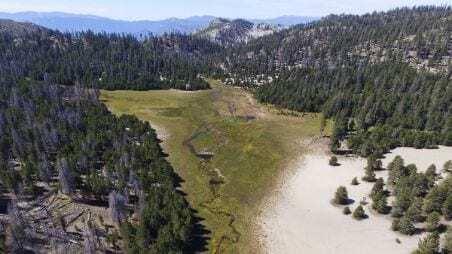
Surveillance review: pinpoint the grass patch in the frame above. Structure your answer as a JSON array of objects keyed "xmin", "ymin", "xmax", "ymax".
[{"xmin": 101, "ymin": 80, "xmax": 331, "ymax": 253}]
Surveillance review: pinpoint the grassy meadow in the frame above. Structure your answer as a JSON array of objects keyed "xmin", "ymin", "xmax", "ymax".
[{"xmin": 101, "ymin": 80, "xmax": 331, "ymax": 253}]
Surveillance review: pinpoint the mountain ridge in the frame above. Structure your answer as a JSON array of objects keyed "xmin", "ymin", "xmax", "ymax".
[{"xmin": 0, "ymin": 11, "xmax": 318, "ymax": 36}]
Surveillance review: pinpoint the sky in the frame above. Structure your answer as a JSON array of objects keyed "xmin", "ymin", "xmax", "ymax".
[{"xmin": 0, "ymin": 0, "xmax": 449, "ymax": 20}]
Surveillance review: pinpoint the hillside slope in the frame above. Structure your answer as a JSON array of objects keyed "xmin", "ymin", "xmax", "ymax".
[
  {"xmin": 0, "ymin": 19, "xmax": 222, "ymax": 90},
  {"xmin": 195, "ymin": 18, "xmax": 281, "ymax": 45},
  {"xmin": 220, "ymin": 6, "xmax": 452, "ymax": 156}
]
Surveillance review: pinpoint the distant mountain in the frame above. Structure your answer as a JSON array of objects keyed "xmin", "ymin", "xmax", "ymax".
[
  {"xmin": 251, "ymin": 15, "xmax": 319, "ymax": 26},
  {"xmin": 0, "ymin": 12, "xmax": 318, "ymax": 36},
  {"xmin": 194, "ymin": 18, "xmax": 282, "ymax": 45},
  {"xmin": 0, "ymin": 12, "xmax": 216, "ymax": 36}
]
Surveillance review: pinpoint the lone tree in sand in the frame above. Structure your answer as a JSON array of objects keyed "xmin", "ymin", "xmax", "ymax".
[
  {"xmin": 351, "ymin": 177, "xmax": 359, "ymax": 185},
  {"xmin": 329, "ymin": 156, "xmax": 339, "ymax": 166},
  {"xmin": 412, "ymin": 232, "xmax": 439, "ymax": 254},
  {"xmin": 352, "ymin": 205, "xmax": 367, "ymax": 220},
  {"xmin": 334, "ymin": 186, "xmax": 349, "ymax": 205}
]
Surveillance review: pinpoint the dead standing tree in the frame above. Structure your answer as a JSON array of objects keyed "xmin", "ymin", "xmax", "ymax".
[{"xmin": 57, "ymin": 158, "xmax": 74, "ymax": 195}]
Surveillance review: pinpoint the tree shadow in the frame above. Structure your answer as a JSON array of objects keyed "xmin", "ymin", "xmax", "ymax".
[
  {"xmin": 0, "ymin": 196, "xmax": 9, "ymax": 214},
  {"xmin": 73, "ymin": 197, "xmax": 108, "ymax": 207},
  {"xmin": 185, "ymin": 209, "xmax": 211, "ymax": 253}
]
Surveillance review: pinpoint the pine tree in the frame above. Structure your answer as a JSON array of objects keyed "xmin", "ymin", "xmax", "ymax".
[
  {"xmin": 334, "ymin": 186, "xmax": 349, "ymax": 205},
  {"xmin": 444, "ymin": 227, "xmax": 452, "ymax": 254},
  {"xmin": 443, "ymin": 193, "xmax": 452, "ymax": 220},
  {"xmin": 362, "ymin": 164, "xmax": 377, "ymax": 182},
  {"xmin": 425, "ymin": 212, "xmax": 441, "ymax": 232},
  {"xmin": 352, "ymin": 205, "xmax": 367, "ymax": 220},
  {"xmin": 406, "ymin": 198, "xmax": 424, "ymax": 223},
  {"xmin": 370, "ymin": 178, "xmax": 385, "ymax": 200},
  {"xmin": 444, "ymin": 160, "xmax": 452, "ymax": 173},
  {"xmin": 329, "ymin": 156, "xmax": 339, "ymax": 166},
  {"xmin": 412, "ymin": 232, "xmax": 439, "ymax": 254},
  {"xmin": 398, "ymin": 216, "xmax": 416, "ymax": 235}
]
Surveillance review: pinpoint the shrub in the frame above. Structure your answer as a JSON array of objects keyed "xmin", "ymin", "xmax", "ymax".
[
  {"xmin": 444, "ymin": 160, "xmax": 452, "ymax": 173},
  {"xmin": 351, "ymin": 177, "xmax": 359, "ymax": 185},
  {"xmin": 362, "ymin": 163, "xmax": 377, "ymax": 182},
  {"xmin": 334, "ymin": 186, "xmax": 349, "ymax": 205},
  {"xmin": 398, "ymin": 216, "xmax": 416, "ymax": 235},
  {"xmin": 412, "ymin": 232, "xmax": 439, "ymax": 254},
  {"xmin": 329, "ymin": 156, "xmax": 339, "ymax": 166},
  {"xmin": 443, "ymin": 193, "xmax": 452, "ymax": 220},
  {"xmin": 372, "ymin": 194, "xmax": 390, "ymax": 214},
  {"xmin": 425, "ymin": 212, "xmax": 441, "ymax": 232},
  {"xmin": 391, "ymin": 218, "xmax": 400, "ymax": 231},
  {"xmin": 391, "ymin": 202, "xmax": 404, "ymax": 218},
  {"xmin": 406, "ymin": 198, "xmax": 424, "ymax": 223},
  {"xmin": 352, "ymin": 205, "xmax": 367, "ymax": 220},
  {"xmin": 370, "ymin": 178, "xmax": 385, "ymax": 200},
  {"xmin": 343, "ymin": 206, "xmax": 351, "ymax": 215},
  {"xmin": 444, "ymin": 227, "xmax": 452, "ymax": 253}
]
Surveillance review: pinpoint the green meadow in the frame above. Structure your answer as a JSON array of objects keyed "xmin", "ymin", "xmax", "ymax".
[{"xmin": 101, "ymin": 80, "xmax": 331, "ymax": 253}]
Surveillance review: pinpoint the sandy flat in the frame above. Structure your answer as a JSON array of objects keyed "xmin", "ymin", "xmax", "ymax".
[{"xmin": 259, "ymin": 144, "xmax": 452, "ymax": 254}]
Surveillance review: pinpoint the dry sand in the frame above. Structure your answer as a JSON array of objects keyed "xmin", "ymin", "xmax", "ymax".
[{"xmin": 259, "ymin": 143, "xmax": 452, "ymax": 254}]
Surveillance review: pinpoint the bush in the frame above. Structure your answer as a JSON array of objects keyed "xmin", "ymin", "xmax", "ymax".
[
  {"xmin": 412, "ymin": 232, "xmax": 439, "ymax": 254},
  {"xmin": 444, "ymin": 227, "xmax": 452, "ymax": 253},
  {"xmin": 334, "ymin": 186, "xmax": 349, "ymax": 205},
  {"xmin": 443, "ymin": 194, "xmax": 452, "ymax": 220},
  {"xmin": 398, "ymin": 216, "xmax": 416, "ymax": 235},
  {"xmin": 425, "ymin": 212, "xmax": 441, "ymax": 232},
  {"xmin": 370, "ymin": 178, "xmax": 385, "ymax": 200},
  {"xmin": 391, "ymin": 218, "xmax": 400, "ymax": 231},
  {"xmin": 391, "ymin": 202, "xmax": 404, "ymax": 218},
  {"xmin": 406, "ymin": 198, "xmax": 424, "ymax": 223},
  {"xmin": 372, "ymin": 194, "xmax": 390, "ymax": 214},
  {"xmin": 352, "ymin": 205, "xmax": 367, "ymax": 220},
  {"xmin": 444, "ymin": 160, "xmax": 452, "ymax": 173},
  {"xmin": 362, "ymin": 164, "xmax": 377, "ymax": 182},
  {"xmin": 351, "ymin": 177, "xmax": 359, "ymax": 185},
  {"xmin": 329, "ymin": 156, "xmax": 339, "ymax": 166},
  {"xmin": 343, "ymin": 206, "xmax": 351, "ymax": 215}
]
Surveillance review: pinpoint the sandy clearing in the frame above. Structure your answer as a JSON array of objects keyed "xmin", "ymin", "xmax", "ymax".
[{"xmin": 259, "ymin": 143, "xmax": 452, "ymax": 254}]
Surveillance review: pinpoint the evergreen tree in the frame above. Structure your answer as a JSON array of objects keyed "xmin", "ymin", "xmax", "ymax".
[
  {"xmin": 412, "ymin": 232, "xmax": 439, "ymax": 254},
  {"xmin": 352, "ymin": 205, "xmax": 367, "ymax": 220},
  {"xmin": 398, "ymin": 216, "xmax": 416, "ymax": 235},
  {"xmin": 425, "ymin": 212, "xmax": 441, "ymax": 232},
  {"xmin": 443, "ymin": 193, "xmax": 452, "ymax": 220},
  {"xmin": 444, "ymin": 227, "xmax": 452, "ymax": 254},
  {"xmin": 334, "ymin": 186, "xmax": 350, "ymax": 205},
  {"xmin": 329, "ymin": 156, "xmax": 339, "ymax": 166},
  {"xmin": 406, "ymin": 198, "xmax": 424, "ymax": 223}
]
